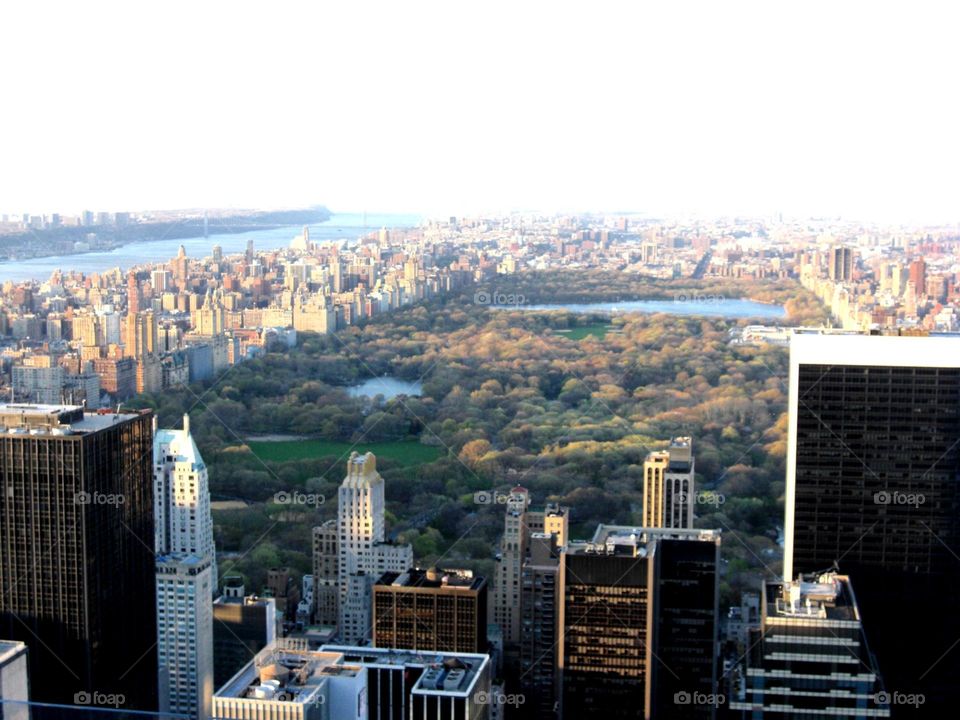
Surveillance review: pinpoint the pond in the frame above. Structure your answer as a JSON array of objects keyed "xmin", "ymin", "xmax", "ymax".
[{"xmin": 348, "ymin": 376, "xmax": 423, "ymax": 399}]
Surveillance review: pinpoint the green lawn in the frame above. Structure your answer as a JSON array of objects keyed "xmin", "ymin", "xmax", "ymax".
[
  {"xmin": 246, "ymin": 439, "xmax": 443, "ymax": 466},
  {"xmin": 556, "ymin": 324, "xmax": 614, "ymax": 340}
]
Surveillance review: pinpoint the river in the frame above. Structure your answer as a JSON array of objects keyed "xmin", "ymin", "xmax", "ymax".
[{"xmin": 0, "ymin": 212, "xmax": 422, "ymax": 283}]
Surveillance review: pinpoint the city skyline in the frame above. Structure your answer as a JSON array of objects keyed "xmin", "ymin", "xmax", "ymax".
[{"xmin": 2, "ymin": 2, "xmax": 960, "ymax": 223}]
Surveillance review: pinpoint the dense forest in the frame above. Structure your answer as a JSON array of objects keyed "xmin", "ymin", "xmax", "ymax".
[{"xmin": 129, "ymin": 272, "xmax": 830, "ymax": 607}]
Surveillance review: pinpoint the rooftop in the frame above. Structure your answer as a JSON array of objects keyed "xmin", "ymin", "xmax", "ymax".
[
  {"xmin": 0, "ymin": 640, "xmax": 27, "ymax": 666},
  {"xmin": 567, "ymin": 525, "xmax": 720, "ymax": 557},
  {"xmin": 376, "ymin": 567, "xmax": 486, "ymax": 591},
  {"xmin": 320, "ymin": 644, "xmax": 489, "ymax": 697},
  {"xmin": 766, "ymin": 573, "xmax": 859, "ymax": 623},
  {"xmin": 0, "ymin": 403, "xmax": 146, "ymax": 435},
  {"xmin": 215, "ymin": 643, "xmax": 348, "ymax": 704}
]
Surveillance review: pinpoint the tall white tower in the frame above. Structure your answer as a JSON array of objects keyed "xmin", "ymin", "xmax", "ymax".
[
  {"xmin": 336, "ymin": 452, "xmax": 412, "ymax": 644},
  {"xmin": 154, "ymin": 414, "xmax": 215, "ymax": 720}
]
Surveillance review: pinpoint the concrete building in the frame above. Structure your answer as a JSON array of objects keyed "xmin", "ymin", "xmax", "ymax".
[
  {"xmin": 0, "ymin": 641, "xmax": 29, "ymax": 720},
  {"xmin": 492, "ymin": 489, "xmax": 568, "ymax": 675},
  {"xmin": 336, "ymin": 453, "xmax": 413, "ymax": 644},
  {"xmin": 373, "ymin": 568, "xmax": 488, "ymax": 654},
  {"xmin": 11, "ymin": 365, "xmax": 64, "ymax": 404},
  {"xmin": 518, "ymin": 532, "xmax": 561, "ymax": 719},
  {"xmin": 214, "ymin": 639, "xmax": 492, "ymax": 720},
  {"xmin": 642, "ymin": 437, "xmax": 696, "ymax": 529},
  {"xmin": 729, "ymin": 573, "xmax": 889, "ymax": 718},
  {"xmin": 213, "ymin": 582, "xmax": 278, "ymax": 690},
  {"xmin": 312, "ymin": 520, "xmax": 339, "ymax": 627},
  {"xmin": 154, "ymin": 414, "xmax": 216, "ymax": 719}
]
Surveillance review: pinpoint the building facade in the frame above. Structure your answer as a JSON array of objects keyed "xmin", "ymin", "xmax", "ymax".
[
  {"xmin": 559, "ymin": 526, "xmax": 720, "ymax": 720},
  {"xmin": 373, "ymin": 568, "xmax": 488, "ymax": 654},
  {"xmin": 312, "ymin": 519, "xmax": 339, "ymax": 627},
  {"xmin": 154, "ymin": 413, "xmax": 217, "ymax": 719},
  {"xmin": 729, "ymin": 573, "xmax": 889, "ymax": 718},
  {"xmin": 0, "ymin": 404, "xmax": 157, "ymax": 709},
  {"xmin": 642, "ymin": 437, "xmax": 695, "ymax": 529},
  {"xmin": 783, "ymin": 334, "xmax": 960, "ymax": 711},
  {"xmin": 492, "ymin": 488, "xmax": 569, "ymax": 677},
  {"xmin": 336, "ymin": 453, "xmax": 413, "ymax": 644},
  {"xmin": 213, "ymin": 583, "xmax": 278, "ymax": 690},
  {"xmin": 0, "ymin": 640, "xmax": 29, "ymax": 720}
]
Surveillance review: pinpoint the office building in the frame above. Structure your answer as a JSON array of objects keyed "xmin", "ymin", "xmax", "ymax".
[
  {"xmin": 213, "ymin": 584, "xmax": 278, "ymax": 690},
  {"xmin": 213, "ymin": 639, "xmax": 492, "ymax": 720},
  {"xmin": 337, "ymin": 453, "xmax": 413, "ymax": 644},
  {"xmin": 0, "ymin": 404, "xmax": 157, "ymax": 709},
  {"xmin": 312, "ymin": 520, "xmax": 339, "ymax": 626},
  {"xmin": 373, "ymin": 567, "xmax": 488, "ymax": 653},
  {"xmin": 729, "ymin": 573, "xmax": 889, "ymax": 718},
  {"xmin": 0, "ymin": 641, "xmax": 28, "ymax": 720},
  {"xmin": 492, "ymin": 488, "xmax": 568, "ymax": 674},
  {"xmin": 518, "ymin": 533, "xmax": 561, "ymax": 719},
  {"xmin": 559, "ymin": 525, "xmax": 720, "ymax": 720},
  {"xmin": 642, "ymin": 437, "xmax": 695, "ymax": 529},
  {"xmin": 784, "ymin": 334, "xmax": 960, "ymax": 710},
  {"xmin": 828, "ymin": 246, "xmax": 853, "ymax": 282},
  {"xmin": 154, "ymin": 414, "xmax": 216, "ymax": 719}
]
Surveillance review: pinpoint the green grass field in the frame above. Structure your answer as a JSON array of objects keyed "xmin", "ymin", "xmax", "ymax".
[
  {"xmin": 246, "ymin": 439, "xmax": 443, "ymax": 466},
  {"xmin": 556, "ymin": 324, "xmax": 614, "ymax": 340}
]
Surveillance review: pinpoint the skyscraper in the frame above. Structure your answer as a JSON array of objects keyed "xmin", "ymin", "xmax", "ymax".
[
  {"xmin": 828, "ymin": 245, "xmax": 853, "ymax": 282},
  {"xmin": 336, "ymin": 453, "xmax": 413, "ymax": 644},
  {"xmin": 127, "ymin": 270, "xmax": 142, "ymax": 314},
  {"xmin": 312, "ymin": 519, "xmax": 339, "ymax": 626},
  {"xmin": 0, "ymin": 404, "xmax": 157, "ymax": 709},
  {"xmin": 154, "ymin": 413, "xmax": 216, "ymax": 720},
  {"xmin": 784, "ymin": 333, "xmax": 960, "ymax": 712},
  {"xmin": 729, "ymin": 573, "xmax": 890, "ymax": 718},
  {"xmin": 493, "ymin": 489, "xmax": 569, "ymax": 676},
  {"xmin": 642, "ymin": 437, "xmax": 696, "ymax": 529},
  {"xmin": 559, "ymin": 525, "xmax": 720, "ymax": 720},
  {"xmin": 519, "ymin": 532, "xmax": 561, "ymax": 719}
]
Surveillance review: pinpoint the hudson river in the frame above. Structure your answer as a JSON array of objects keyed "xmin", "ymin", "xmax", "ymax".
[{"xmin": 0, "ymin": 212, "xmax": 420, "ymax": 283}]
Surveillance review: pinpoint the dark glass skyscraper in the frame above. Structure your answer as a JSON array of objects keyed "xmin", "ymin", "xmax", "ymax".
[
  {"xmin": 784, "ymin": 334, "xmax": 960, "ymax": 714},
  {"xmin": 559, "ymin": 526, "xmax": 720, "ymax": 720},
  {"xmin": 0, "ymin": 404, "xmax": 157, "ymax": 710}
]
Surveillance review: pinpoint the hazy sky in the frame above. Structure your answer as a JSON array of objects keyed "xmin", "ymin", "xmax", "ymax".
[{"xmin": 2, "ymin": 1, "xmax": 958, "ymax": 223}]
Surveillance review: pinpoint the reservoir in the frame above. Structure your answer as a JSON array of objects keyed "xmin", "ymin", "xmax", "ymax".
[{"xmin": 513, "ymin": 298, "xmax": 786, "ymax": 319}]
